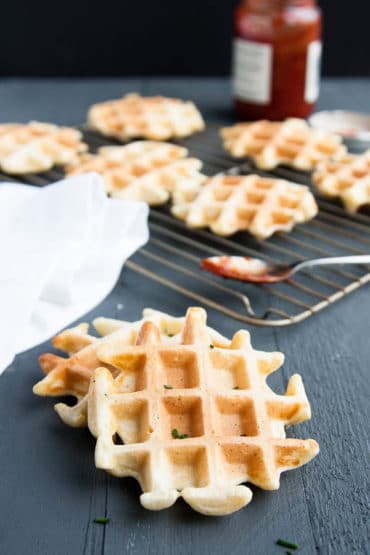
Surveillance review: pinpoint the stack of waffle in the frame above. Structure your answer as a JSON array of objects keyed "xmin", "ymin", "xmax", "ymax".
[{"xmin": 34, "ymin": 307, "xmax": 319, "ymax": 516}]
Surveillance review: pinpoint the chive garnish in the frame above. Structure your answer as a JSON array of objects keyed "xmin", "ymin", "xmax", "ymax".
[
  {"xmin": 167, "ymin": 333, "xmax": 174, "ymax": 337},
  {"xmin": 94, "ymin": 518, "xmax": 110, "ymax": 524},
  {"xmin": 233, "ymin": 386, "xmax": 239, "ymax": 390},
  {"xmin": 164, "ymin": 384, "xmax": 173, "ymax": 389},
  {"xmin": 172, "ymin": 428, "xmax": 188, "ymax": 439},
  {"xmin": 209, "ymin": 344, "xmax": 214, "ymax": 349},
  {"xmin": 276, "ymin": 539, "xmax": 298, "ymax": 550}
]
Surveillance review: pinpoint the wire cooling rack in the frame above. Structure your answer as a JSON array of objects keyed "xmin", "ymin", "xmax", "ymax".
[{"xmin": 2, "ymin": 123, "xmax": 369, "ymax": 326}]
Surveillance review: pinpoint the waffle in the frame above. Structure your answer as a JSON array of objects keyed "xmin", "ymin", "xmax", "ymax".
[
  {"xmin": 89, "ymin": 307, "xmax": 318, "ymax": 516},
  {"xmin": 33, "ymin": 309, "xmax": 229, "ymax": 427},
  {"xmin": 313, "ymin": 150, "xmax": 370, "ymax": 212},
  {"xmin": 67, "ymin": 141, "xmax": 206, "ymax": 205},
  {"xmin": 172, "ymin": 174, "xmax": 318, "ymax": 239},
  {"xmin": 87, "ymin": 93, "xmax": 205, "ymax": 141},
  {"xmin": 0, "ymin": 121, "xmax": 87, "ymax": 174},
  {"xmin": 221, "ymin": 118, "xmax": 346, "ymax": 171}
]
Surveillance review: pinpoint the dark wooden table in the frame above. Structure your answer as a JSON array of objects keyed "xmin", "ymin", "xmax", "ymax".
[{"xmin": 0, "ymin": 78, "xmax": 369, "ymax": 555}]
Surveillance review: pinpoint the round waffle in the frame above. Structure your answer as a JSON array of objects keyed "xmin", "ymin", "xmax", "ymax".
[
  {"xmin": 0, "ymin": 121, "xmax": 87, "ymax": 174},
  {"xmin": 88, "ymin": 93, "xmax": 205, "ymax": 141},
  {"xmin": 67, "ymin": 141, "xmax": 206, "ymax": 205},
  {"xmin": 172, "ymin": 174, "xmax": 318, "ymax": 239},
  {"xmin": 221, "ymin": 118, "xmax": 346, "ymax": 171},
  {"xmin": 313, "ymin": 149, "xmax": 370, "ymax": 212}
]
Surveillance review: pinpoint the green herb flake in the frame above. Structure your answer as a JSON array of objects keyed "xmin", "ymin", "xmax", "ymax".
[
  {"xmin": 167, "ymin": 333, "xmax": 174, "ymax": 337},
  {"xmin": 276, "ymin": 539, "xmax": 298, "ymax": 550},
  {"xmin": 164, "ymin": 384, "xmax": 173, "ymax": 389},
  {"xmin": 172, "ymin": 428, "xmax": 188, "ymax": 440},
  {"xmin": 233, "ymin": 386, "xmax": 239, "ymax": 390},
  {"xmin": 94, "ymin": 518, "xmax": 110, "ymax": 525},
  {"xmin": 209, "ymin": 344, "xmax": 214, "ymax": 349}
]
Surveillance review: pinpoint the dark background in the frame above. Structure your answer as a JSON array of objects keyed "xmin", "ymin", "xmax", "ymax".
[{"xmin": 0, "ymin": 0, "xmax": 369, "ymax": 77}]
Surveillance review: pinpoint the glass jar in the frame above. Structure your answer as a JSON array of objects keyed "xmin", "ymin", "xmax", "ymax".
[{"xmin": 233, "ymin": 0, "xmax": 322, "ymax": 120}]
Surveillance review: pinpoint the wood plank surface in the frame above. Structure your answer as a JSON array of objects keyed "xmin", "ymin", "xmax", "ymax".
[{"xmin": 0, "ymin": 78, "xmax": 369, "ymax": 555}]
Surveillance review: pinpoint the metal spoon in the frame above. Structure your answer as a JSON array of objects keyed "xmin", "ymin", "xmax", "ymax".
[{"xmin": 201, "ymin": 255, "xmax": 370, "ymax": 284}]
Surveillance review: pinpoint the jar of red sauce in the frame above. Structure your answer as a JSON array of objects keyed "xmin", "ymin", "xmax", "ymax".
[{"xmin": 233, "ymin": 0, "xmax": 322, "ymax": 120}]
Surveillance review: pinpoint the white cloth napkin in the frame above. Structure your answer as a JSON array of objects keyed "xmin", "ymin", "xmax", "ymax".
[{"xmin": 0, "ymin": 172, "xmax": 149, "ymax": 373}]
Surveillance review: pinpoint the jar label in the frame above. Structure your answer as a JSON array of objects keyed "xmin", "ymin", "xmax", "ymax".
[
  {"xmin": 305, "ymin": 41, "xmax": 322, "ymax": 103},
  {"xmin": 233, "ymin": 38, "xmax": 272, "ymax": 105}
]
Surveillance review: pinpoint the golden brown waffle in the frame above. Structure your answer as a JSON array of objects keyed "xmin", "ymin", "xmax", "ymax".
[
  {"xmin": 67, "ymin": 141, "xmax": 206, "ymax": 205},
  {"xmin": 0, "ymin": 121, "xmax": 87, "ymax": 174},
  {"xmin": 172, "ymin": 174, "xmax": 318, "ymax": 239},
  {"xmin": 221, "ymin": 118, "xmax": 346, "ymax": 171},
  {"xmin": 33, "ymin": 309, "xmax": 229, "ymax": 427},
  {"xmin": 88, "ymin": 307, "xmax": 318, "ymax": 516},
  {"xmin": 313, "ymin": 150, "xmax": 370, "ymax": 212},
  {"xmin": 87, "ymin": 93, "xmax": 205, "ymax": 141}
]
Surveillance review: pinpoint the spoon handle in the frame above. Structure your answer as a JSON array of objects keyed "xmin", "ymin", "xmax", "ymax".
[{"xmin": 293, "ymin": 255, "xmax": 370, "ymax": 274}]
